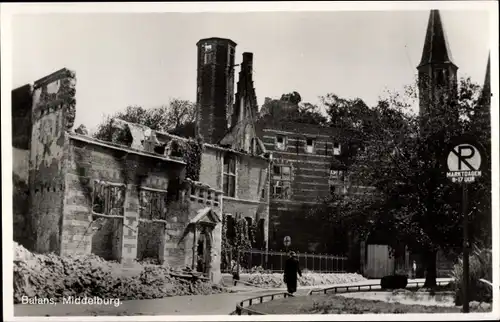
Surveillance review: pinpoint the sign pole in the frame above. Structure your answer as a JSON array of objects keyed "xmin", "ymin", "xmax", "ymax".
[
  {"xmin": 444, "ymin": 136, "xmax": 486, "ymax": 314},
  {"xmin": 462, "ymin": 183, "xmax": 469, "ymax": 313},
  {"xmin": 283, "ymin": 236, "xmax": 291, "ymax": 254}
]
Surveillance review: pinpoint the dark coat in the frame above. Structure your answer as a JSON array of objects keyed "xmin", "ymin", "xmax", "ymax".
[{"xmin": 284, "ymin": 257, "xmax": 302, "ymax": 293}]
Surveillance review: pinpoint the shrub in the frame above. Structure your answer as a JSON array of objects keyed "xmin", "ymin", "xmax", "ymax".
[
  {"xmin": 380, "ymin": 275, "xmax": 408, "ymax": 289},
  {"xmin": 451, "ymin": 246, "xmax": 492, "ymax": 305}
]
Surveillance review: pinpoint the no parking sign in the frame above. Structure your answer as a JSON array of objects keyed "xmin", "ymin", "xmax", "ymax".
[
  {"xmin": 446, "ymin": 141, "xmax": 485, "ymax": 184},
  {"xmin": 283, "ymin": 236, "xmax": 291, "ymax": 247},
  {"xmin": 443, "ymin": 135, "xmax": 487, "ymax": 314}
]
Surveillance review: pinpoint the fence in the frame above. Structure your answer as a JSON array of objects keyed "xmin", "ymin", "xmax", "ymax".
[
  {"xmin": 234, "ymin": 292, "xmax": 294, "ymax": 315},
  {"xmin": 233, "ymin": 279, "xmax": 454, "ymax": 315},
  {"xmin": 307, "ymin": 278, "xmax": 452, "ymax": 296},
  {"xmin": 222, "ymin": 248, "xmax": 348, "ymax": 273}
]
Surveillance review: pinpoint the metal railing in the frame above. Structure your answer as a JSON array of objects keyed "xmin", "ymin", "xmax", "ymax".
[
  {"xmin": 234, "ymin": 292, "xmax": 295, "ymax": 315},
  {"xmin": 232, "ymin": 279, "xmax": 453, "ymax": 315},
  {"xmin": 307, "ymin": 279, "xmax": 452, "ymax": 296},
  {"xmin": 222, "ymin": 248, "xmax": 348, "ymax": 273}
]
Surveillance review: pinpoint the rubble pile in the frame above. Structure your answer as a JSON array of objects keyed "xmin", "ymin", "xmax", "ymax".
[
  {"xmin": 13, "ymin": 243, "xmax": 227, "ymax": 304},
  {"xmin": 245, "ymin": 272, "xmax": 367, "ymax": 288}
]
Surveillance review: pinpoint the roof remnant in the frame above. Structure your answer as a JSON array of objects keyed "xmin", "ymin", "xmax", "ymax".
[
  {"xmin": 110, "ymin": 118, "xmax": 270, "ymax": 161},
  {"xmin": 68, "ymin": 132, "xmax": 186, "ymax": 165}
]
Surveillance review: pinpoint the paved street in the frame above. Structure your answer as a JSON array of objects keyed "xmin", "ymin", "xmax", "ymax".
[{"xmin": 14, "ymin": 278, "xmax": 450, "ymax": 316}]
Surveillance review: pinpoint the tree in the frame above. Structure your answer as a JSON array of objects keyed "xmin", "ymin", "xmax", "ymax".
[
  {"xmin": 166, "ymin": 99, "xmax": 197, "ymax": 131},
  {"xmin": 331, "ymin": 77, "xmax": 489, "ymax": 287},
  {"xmin": 93, "ymin": 98, "xmax": 196, "ymax": 140},
  {"xmin": 296, "ymin": 102, "xmax": 328, "ymax": 125},
  {"xmin": 221, "ymin": 214, "xmax": 253, "ymax": 270},
  {"xmin": 321, "ymin": 94, "xmax": 373, "ymax": 167}
]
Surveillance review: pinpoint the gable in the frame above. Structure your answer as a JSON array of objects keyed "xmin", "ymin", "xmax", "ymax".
[
  {"xmin": 190, "ymin": 206, "xmax": 221, "ymax": 225},
  {"xmin": 219, "ymin": 117, "xmax": 257, "ymax": 152}
]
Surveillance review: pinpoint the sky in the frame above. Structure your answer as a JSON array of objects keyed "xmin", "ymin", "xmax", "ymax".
[{"xmin": 11, "ymin": 9, "xmax": 491, "ymax": 133}]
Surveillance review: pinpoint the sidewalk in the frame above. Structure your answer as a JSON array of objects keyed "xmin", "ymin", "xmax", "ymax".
[
  {"xmin": 232, "ymin": 277, "xmax": 452, "ymax": 293},
  {"xmin": 14, "ymin": 278, "xmax": 452, "ymax": 316}
]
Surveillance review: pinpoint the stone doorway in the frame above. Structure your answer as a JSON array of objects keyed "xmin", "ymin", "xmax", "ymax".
[
  {"xmin": 182, "ymin": 206, "xmax": 222, "ymax": 281},
  {"xmin": 196, "ymin": 225, "xmax": 213, "ymax": 274}
]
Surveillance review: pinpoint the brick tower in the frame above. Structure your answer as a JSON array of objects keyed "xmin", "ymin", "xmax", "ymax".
[
  {"xmin": 195, "ymin": 37, "xmax": 237, "ymax": 144},
  {"xmin": 417, "ymin": 10, "xmax": 458, "ymax": 119}
]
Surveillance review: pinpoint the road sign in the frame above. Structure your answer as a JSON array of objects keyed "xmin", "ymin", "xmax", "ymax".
[
  {"xmin": 446, "ymin": 143, "xmax": 483, "ymax": 184},
  {"xmin": 283, "ymin": 236, "xmax": 291, "ymax": 247},
  {"xmin": 443, "ymin": 135, "xmax": 487, "ymax": 313}
]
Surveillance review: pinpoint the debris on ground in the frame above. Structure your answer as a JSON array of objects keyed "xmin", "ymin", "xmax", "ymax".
[
  {"xmin": 13, "ymin": 243, "xmax": 228, "ymax": 304},
  {"xmin": 241, "ymin": 272, "xmax": 367, "ymax": 288}
]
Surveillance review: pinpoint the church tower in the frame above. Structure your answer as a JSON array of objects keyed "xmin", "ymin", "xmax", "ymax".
[
  {"xmin": 471, "ymin": 54, "xmax": 491, "ymax": 138},
  {"xmin": 195, "ymin": 37, "xmax": 237, "ymax": 144},
  {"xmin": 417, "ymin": 10, "xmax": 458, "ymax": 118}
]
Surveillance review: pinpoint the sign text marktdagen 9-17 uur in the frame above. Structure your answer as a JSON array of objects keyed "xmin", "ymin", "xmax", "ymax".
[{"xmin": 446, "ymin": 143, "xmax": 483, "ymax": 184}]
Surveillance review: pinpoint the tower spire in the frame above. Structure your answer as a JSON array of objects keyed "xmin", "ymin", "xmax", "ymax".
[
  {"xmin": 417, "ymin": 10, "xmax": 459, "ymax": 118},
  {"xmin": 418, "ymin": 10, "xmax": 456, "ymax": 69},
  {"xmin": 481, "ymin": 53, "xmax": 491, "ymax": 100}
]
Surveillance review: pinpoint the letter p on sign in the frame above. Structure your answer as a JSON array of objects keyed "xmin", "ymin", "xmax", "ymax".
[{"xmin": 447, "ymin": 144, "xmax": 482, "ymax": 172}]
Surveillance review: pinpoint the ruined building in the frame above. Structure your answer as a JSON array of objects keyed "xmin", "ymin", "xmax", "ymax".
[
  {"xmin": 12, "ymin": 12, "xmax": 491, "ymax": 278},
  {"xmin": 11, "ymin": 38, "xmax": 270, "ymax": 283}
]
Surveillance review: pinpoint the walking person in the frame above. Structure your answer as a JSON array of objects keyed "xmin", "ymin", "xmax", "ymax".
[
  {"xmin": 231, "ymin": 259, "xmax": 240, "ymax": 286},
  {"xmin": 284, "ymin": 251, "xmax": 302, "ymax": 294}
]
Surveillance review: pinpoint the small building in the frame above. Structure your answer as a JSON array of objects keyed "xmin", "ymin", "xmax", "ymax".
[{"xmin": 11, "ymin": 68, "xmax": 226, "ymax": 281}]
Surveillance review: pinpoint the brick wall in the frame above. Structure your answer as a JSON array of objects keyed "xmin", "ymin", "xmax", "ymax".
[
  {"xmin": 173, "ymin": 198, "xmax": 196, "ymax": 269},
  {"xmin": 63, "ymin": 135, "xmax": 186, "ymax": 268},
  {"xmin": 223, "ymin": 153, "xmax": 270, "ymax": 249},
  {"xmin": 258, "ymin": 123, "xmax": 343, "ymax": 251},
  {"xmin": 28, "ymin": 68, "xmax": 76, "ymax": 254},
  {"xmin": 199, "ymin": 147, "xmax": 221, "ymax": 190},
  {"xmin": 63, "ymin": 130, "xmax": 226, "ymax": 277},
  {"xmin": 162, "ymin": 199, "xmax": 190, "ymax": 268},
  {"xmin": 137, "ymin": 221, "xmax": 165, "ymax": 260},
  {"xmin": 199, "ymin": 145, "xmax": 271, "ymax": 250},
  {"xmin": 91, "ymin": 218, "xmax": 122, "ymax": 260},
  {"xmin": 262, "ymin": 134, "xmax": 335, "ymax": 202},
  {"xmin": 63, "ymin": 138, "xmax": 128, "ymax": 257},
  {"xmin": 235, "ymin": 154, "xmax": 269, "ymax": 201}
]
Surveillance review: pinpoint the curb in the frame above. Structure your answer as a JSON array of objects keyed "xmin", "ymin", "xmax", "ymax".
[
  {"xmin": 232, "ymin": 278, "xmax": 453, "ymax": 315},
  {"xmin": 307, "ymin": 279, "xmax": 452, "ymax": 296},
  {"xmin": 233, "ymin": 292, "xmax": 295, "ymax": 315}
]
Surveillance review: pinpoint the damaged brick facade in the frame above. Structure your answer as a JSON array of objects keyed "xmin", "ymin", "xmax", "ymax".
[
  {"xmin": 256, "ymin": 119, "xmax": 346, "ymax": 251},
  {"xmin": 27, "ymin": 68, "xmax": 76, "ymax": 254},
  {"xmin": 11, "ymin": 69, "xmax": 228, "ymax": 283},
  {"xmin": 12, "ymin": 38, "xmax": 272, "ymax": 281}
]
